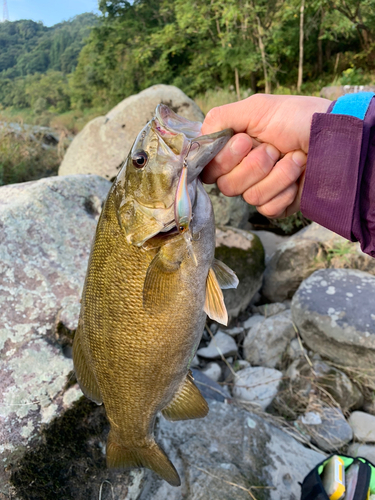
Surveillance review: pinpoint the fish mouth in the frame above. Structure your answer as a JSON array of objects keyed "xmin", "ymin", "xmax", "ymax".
[{"xmin": 142, "ymin": 223, "xmax": 180, "ymax": 250}]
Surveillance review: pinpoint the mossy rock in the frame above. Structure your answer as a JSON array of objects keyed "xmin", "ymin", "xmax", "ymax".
[{"xmin": 215, "ymin": 226, "xmax": 265, "ymax": 321}]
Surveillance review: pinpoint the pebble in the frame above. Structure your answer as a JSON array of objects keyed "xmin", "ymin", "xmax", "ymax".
[
  {"xmin": 197, "ymin": 331, "xmax": 238, "ymax": 359},
  {"xmin": 347, "ymin": 443, "xmax": 375, "ymax": 464},
  {"xmin": 297, "ymin": 406, "xmax": 353, "ymax": 452},
  {"xmin": 233, "ymin": 366, "xmax": 282, "ymax": 410},
  {"xmin": 243, "ymin": 314, "xmax": 264, "ymax": 331},
  {"xmin": 202, "ymin": 363, "xmax": 222, "ymax": 383},
  {"xmin": 348, "ymin": 411, "xmax": 375, "ymax": 442},
  {"xmin": 257, "ymin": 302, "xmax": 287, "ymax": 317},
  {"xmin": 224, "ymin": 326, "xmax": 244, "ymax": 337}
]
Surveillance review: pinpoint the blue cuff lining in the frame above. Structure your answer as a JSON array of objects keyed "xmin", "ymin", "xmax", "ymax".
[{"xmin": 331, "ymin": 92, "xmax": 375, "ymax": 120}]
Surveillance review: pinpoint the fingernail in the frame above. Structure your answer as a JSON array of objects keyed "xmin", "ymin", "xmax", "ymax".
[
  {"xmin": 292, "ymin": 150, "xmax": 307, "ymax": 167},
  {"xmin": 230, "ymin": 135, "xmax": 252, "ymax": 156},
  {"xmin": 266, "ymin": 144, "xmax": 280, "ymax": 162}
]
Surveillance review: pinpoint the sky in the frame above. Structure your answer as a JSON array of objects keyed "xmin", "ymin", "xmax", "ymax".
[{"xmin": 6, "ymin": 0, "xmax": 100, "ymax": 26}]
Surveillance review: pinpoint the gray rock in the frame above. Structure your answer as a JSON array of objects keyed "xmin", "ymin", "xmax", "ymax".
[
  {"xmin": 286, "ymin": 338, "xmax": 307, "ymax": 361},
  {"xmin": 262, "ymin": 222, "xmax": 375, "ymax": 302},
  {"xmin": 244, "ymin": 310, "xmax": 295, "ymax": 368},
  {"xmin": 292, "ymin": 268, "xmax": 375, "ymax": 370},
  {"xmin": 313, "ymin": 360, "xmax": 363, "ymax": 411},
  {"xmin": 347, "ymin": 443, "xmax": 375, "ymax": 464},
  {"xmin": 320, "ymin": 84, "xmax": 375, "ymax": 101},
  {"xmin": 348, "ymin": 411, "xmax": 375, "ymax": 442},
  {"xmin": 257, "ymin": 302, "xmax": 287, "ymax": 317},
  {"xmin": 215, "ymin": 226, "xmax": 265, "ymax": 320},
  {"xmin": 191, "ymin": 369, "xmax": 230, "ymax": 402},
  {"xmin": 234, "ymin": 360, "xmax": 251, "ymax": 371},
  {"xmin": 224, "ymin": 326, "xmax": 244, "ymax": 337},
  {"xmin": 59, "ymin": 84, "xmax": 204, "ymax": 180},
  {"xmin": 202, "ymin": 362, "xmax": 222, "ymax": 382},
  {"xmin": 143, "ymin": 400, "xmax": 324, "ymax": 500},
  {"xmin": 197, "ymin": 331, "xmax": 238, "ymax": 359},
  {"xmin": 233, "ymin": 366, "xmax": 283, "ymax": 410},
  {"xmin": 297, "ymin": 406, "xmax": 353, "ymax": 452},
  {"xmin": 204, "ymin": 183, "xmax": 251, "ymax": 228},
  {"xmin": 0, "ymin": 175, "xmax": 112, "ymax": 495},
  {"xmin": 251, "ymin": 229, "xmax": 289, "ymax": 264},
  {"xmin": 243, "ymin": 313, "xmax": 264, "ymax": 331}
]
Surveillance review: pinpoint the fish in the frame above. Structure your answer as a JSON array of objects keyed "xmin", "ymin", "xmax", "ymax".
[{"xmin": 72, "ymin": 104, "xmax": 238, "ymax": 487}]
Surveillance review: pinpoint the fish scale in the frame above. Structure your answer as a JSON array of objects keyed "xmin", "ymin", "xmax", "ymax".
[{"xmin": 73, "ymin": 104, "xmax": 237, "ymax": 486}]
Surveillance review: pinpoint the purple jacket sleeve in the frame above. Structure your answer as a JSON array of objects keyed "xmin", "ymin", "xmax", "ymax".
[{"xmin": 301, "ymin": 97, "xmax": 375, "ymax": 257}]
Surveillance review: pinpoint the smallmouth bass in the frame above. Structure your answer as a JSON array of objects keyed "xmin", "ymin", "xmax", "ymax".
[{"xmin": 73, "ymin": 104, "xmax": 238, "ymax": 486}]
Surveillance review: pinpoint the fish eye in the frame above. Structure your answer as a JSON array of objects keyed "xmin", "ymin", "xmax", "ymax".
[{"xmin": 132, "ymin": 150, "xmax": 148, "ymax": 169}]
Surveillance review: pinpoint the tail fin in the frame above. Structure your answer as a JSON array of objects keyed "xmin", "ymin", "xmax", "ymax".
[{"xmin": 106, "ymin": 431, "xmax": 181, "ymax": 487}]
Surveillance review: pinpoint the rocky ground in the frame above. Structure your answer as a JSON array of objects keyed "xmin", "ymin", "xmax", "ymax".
[{"xmin": 2, "ymin": 85, "xmax": 375, "ymax": 499}]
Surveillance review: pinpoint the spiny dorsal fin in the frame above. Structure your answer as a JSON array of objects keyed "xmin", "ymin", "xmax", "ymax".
[
  {"xmin": 212, "ymin": 258, "xmax": 239, "ymax": 289},
  {"xmin": 106, "ymin": 431, "xmax": 181, "ymax": 487},
  {"xmin": 143, "ymin": 251, "xmax": 181, "ymax": 310},
  {"xmin": 162, "ymin": 371, "xmax": 208, "ymax": 421},
  {"xmin": 204, "ymin": 267, "xmax": 228, "ymax": 325},
  {"xmin": 72, "ymin": 325, "xmax": 102, "ymax": 405}
]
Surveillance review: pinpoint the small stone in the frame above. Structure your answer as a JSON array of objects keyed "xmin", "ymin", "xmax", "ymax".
[
  {"xmin": 349, "ymin": 411, "xmax": 375, "ymax": 442},
  {"xmin": 244, "ymin": 310, "xmax": 295, "ymax": 368},
  {"xmin": 191, "ymin": 369, "xmax": 230, "ymax": 402},
  {"xmin": 233, "ymin": 366, "xmax": 283, "ymax": 410},
  {"xmin": 313, "ymin": 360, "xmax": 363, "ymax": 411},
  {"xmin": 202, "ymin": 363, "xmax": 222, "ymax": 383},
  {"xmin": 297, "ymin": 406, "xmax": 353, "ymax": 452},
  {"xmin": 224, "ymin": 326, "xmax": 244, "ymax": 337},
  {"xmin": 197, "ymin": 331, "xmax": 238, "ymax": 359},
  {"xmin": 347, "ymin": 443, "xmax": 375, "ymax": 464},
  {"xmin": 243, "ymin": 314, "xmax": 264, "ymax": 331},
  {"xmin": 257, "ymin": 302, "xmax": 287, "ymax": 317},
  {"xmin": 286, "ymin": 338, "xmax": 307, "ymax": 361},
  {"xmin": 234, "ymin": 360, "xmax": 251, "ymax": 371},
  {"xmin": 190, "ymin": 355, "xmax": 200, "ymax": 368}
]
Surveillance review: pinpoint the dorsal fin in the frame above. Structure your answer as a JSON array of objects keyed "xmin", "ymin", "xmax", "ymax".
[
  {"xmin": 212, "ymin": 258, "xmax": 239, "ymax": 289},
  {"xmin": 162, "ymin": 371, "xmax": 208, "ymax": 421},
  {"xmin": 204, "ymin": 267, "xmax": 228, "ymax": 325}
]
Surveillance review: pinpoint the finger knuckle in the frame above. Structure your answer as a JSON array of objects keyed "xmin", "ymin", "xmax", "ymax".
[
  {"xmin": 244, "ymin": 185, "xmax": 262, "ymax": 206},
  {"xmin": 217, "ymin": 176, "xmax": 237, "ymax": 197},
  {"xmin": 205, "ymin": 107, "xmax": 222, "ymax": 128}
]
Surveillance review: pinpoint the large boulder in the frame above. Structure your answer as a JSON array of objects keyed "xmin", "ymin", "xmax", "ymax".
[
  {"xmin": 292, "ymin": 268, "xmax": 375, "ymax": 370},
  {"xmin": 215, "ymin": 226, "xmax": 265, "ymax": 320},
  {"xmin": 0, "ymin": 175, "xmax": 112, "ymax": 496},
  {"xmin": 262, "ymin": 222, "xmax": 375, "ymax": 302},
  {"xmin": 204, "ymin": 183, "xmax": 251, "ymax": 228},
  {"xmin": 58, "ymin": 85, "xmax": 204, "ymax": 180},
  {"xmin": 146, "ymin": 401, "xmax": 324, "ymax": 500}
]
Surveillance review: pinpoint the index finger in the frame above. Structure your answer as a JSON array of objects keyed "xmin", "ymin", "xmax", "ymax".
[{"xmin": 202, "ymin": 101, "xmax": 254, "ymax": 136}]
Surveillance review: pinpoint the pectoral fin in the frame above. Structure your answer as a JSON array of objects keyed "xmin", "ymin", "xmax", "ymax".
[
  {"xmin": 162, "ymin": 371, "xmax": 208, "ymax": 421},
  {"xmin": 212, "ymin": 259, "xmax": 239, "ymax": 289},
  {"xmin": 143, "ymin": 250, "xmax": 181, "ymax": 309},
  {"xmin": 204, "ymin": 267, "xmax": 228, "ymax": 325},
  {"xmin": 72, "ymin": 325, "xmax": 102, "ymax": 405}
]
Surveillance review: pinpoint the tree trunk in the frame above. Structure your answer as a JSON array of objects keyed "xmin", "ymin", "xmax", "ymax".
[
  {"xmin": 318, "ymin": 9, "xmax": 324, "ymax": 74},
  {"xmin": 256, "ymin": 15, "xmax": 270, "ymax": 93},
  {"xmin": 297, "ymin": 0, "xmax": 305, "ymax": 92},
  {"xmin": 235, "ymin": 68, "xmax": 241, "ymax": 101}
]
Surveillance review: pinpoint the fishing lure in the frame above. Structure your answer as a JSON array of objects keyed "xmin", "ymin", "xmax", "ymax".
[{"xmin": 174, "ymin": 141, "xmax": 199, "ymax": 266}]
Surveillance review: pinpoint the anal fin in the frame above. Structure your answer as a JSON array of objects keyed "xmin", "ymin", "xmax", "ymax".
[
  {"xmin": 72, "ymin": 325, "xmax": 102, "ymax": 405},
  {"xmin": 107, "ymin": 431, "xmax": 181, "ymax": 487},
  {"xmin": 204, "ymin": 267, "xmax": 228, "ymax": 325},
  {"xmin": 212, "ymin": 258, "xmax": 239, "ymax": 289},
  {"xmin": 162, "ymin": 371, "xmax": 208, "ymax": 421}
]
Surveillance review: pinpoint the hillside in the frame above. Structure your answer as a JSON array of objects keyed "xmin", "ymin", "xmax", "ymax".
[{"xmin": 0, "ymin": 13, "xmax": 97, "ymax": 78}]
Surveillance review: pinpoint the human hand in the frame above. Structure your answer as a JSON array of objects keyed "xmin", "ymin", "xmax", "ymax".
[{"xmin": 201, "ymin": 94, "xmax": 331, "ymax": 218}]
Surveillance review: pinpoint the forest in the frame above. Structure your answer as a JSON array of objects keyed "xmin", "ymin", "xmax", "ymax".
[{"xmin": 0, "ymin": 0, "xmax": 375, "ymax": 116}]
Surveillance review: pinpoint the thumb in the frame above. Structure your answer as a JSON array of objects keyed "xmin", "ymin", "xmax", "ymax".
[{"xmin": 201, "ymin": 99, "xmax": 256, "ymax": 136}]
